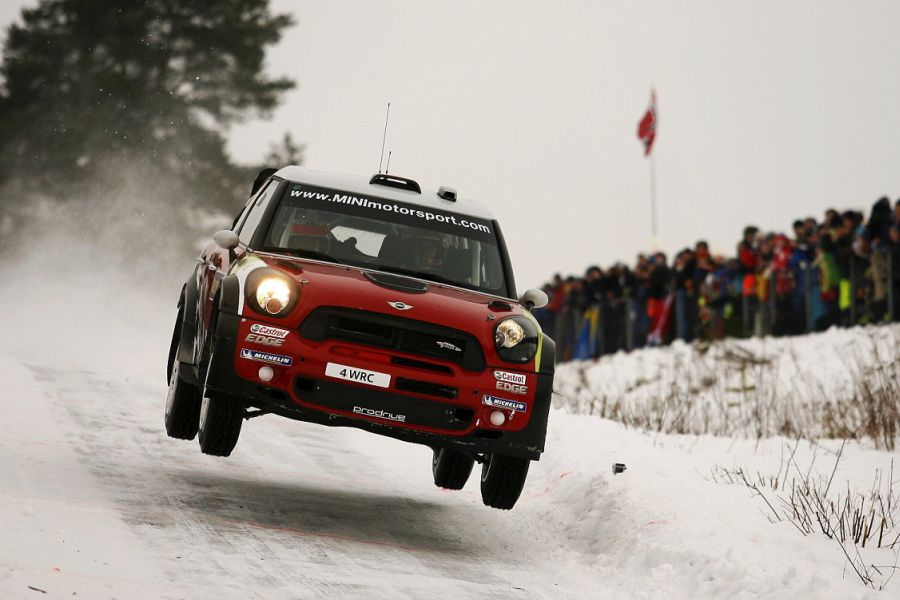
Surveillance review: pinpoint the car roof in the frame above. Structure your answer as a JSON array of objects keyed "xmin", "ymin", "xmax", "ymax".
[{"xmin": 273, "ymin": 166, "xmax": 496, "ymax": 221}]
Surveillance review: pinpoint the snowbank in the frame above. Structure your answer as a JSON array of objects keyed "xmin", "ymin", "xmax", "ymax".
[{"xmin": 554, "ymin": 325, "xmax": 900, "ymax": 445}]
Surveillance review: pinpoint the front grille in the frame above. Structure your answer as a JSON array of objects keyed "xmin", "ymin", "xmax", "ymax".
[
  {"xmin": 395, "ymin": 377, "xmax": 457, "ymax": 400},
  {"xmin": 293, "ymin": 378, "xmax": 471, "ymax": 431},
  {"xmin": 390, "ymin": 356, "xmax": 453, "ymax": 375},
  {"xmin": 332, "ymin": 316, "xmax": 393, "ymax": 346},
  {"xmin": 300, "ymin": 307, "xmax": 486, "ymax": 371},
  {"xmin": 397, "ymin": 330, "xmax": 467, "ymax": 362}
]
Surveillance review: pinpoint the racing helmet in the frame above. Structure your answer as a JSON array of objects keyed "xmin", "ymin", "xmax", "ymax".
[{"xmin": 412, "ymin": 232, "xmax": 449, "ymax": 270}]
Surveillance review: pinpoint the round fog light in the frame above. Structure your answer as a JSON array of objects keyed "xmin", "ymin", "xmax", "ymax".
[
  {"xmin": 489, "ymin": 410, "xmax": 506, "ymax": 426},
  {"xmin": 265, "ymin": 298, "xmax": 284, "ymax": 314},
  {"xmin": 258, "ymin": 366, "xmax": 274, "ymax": 382}
]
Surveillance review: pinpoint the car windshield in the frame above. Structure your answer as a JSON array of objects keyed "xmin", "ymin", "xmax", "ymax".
[{"xmin": 261, "ymin": 182, "xmax": 508, "ymax": 295}]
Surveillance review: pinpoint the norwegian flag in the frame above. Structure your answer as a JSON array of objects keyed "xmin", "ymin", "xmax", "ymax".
[{"xmin": 637, "ymin": 89, "xmax": 657, "ymax": 157}]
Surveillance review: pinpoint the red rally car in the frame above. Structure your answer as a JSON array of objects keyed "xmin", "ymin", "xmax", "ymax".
[{"xmin": 165, "ymin": 166, "xmax": 555, "ymax": 510}]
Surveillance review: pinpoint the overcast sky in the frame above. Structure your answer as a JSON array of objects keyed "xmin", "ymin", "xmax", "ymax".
[{"xmin": 4, "ymin": 1, "xmax": 900, "ymax": 290}]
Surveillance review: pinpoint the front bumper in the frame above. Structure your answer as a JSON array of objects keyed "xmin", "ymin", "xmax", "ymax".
[{"xmin": 204, "ymin": 311, "xmax": 553, "ymax": 460}]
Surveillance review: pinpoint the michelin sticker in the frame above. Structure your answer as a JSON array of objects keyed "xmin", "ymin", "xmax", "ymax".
[
  {"xmin": 240, "ymin": 348, "xmax": 293, "ymax": 366},
  {"xmin": 482, "ymin": 395, "xmax": 527, "ymax": 412}
]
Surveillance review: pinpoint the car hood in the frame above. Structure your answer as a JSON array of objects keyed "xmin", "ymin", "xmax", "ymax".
[{"xmin": 244, "ymin": 252, "xmax": 525, "ymax": 332}]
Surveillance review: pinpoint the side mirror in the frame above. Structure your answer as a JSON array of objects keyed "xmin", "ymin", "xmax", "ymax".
[
  {"xmin": 518, "ymin": 288, "xmax": 548, "ymax": 311},
  {"xmin": 213, "ymin": 229, "xmax": 240, "ymax": 250}
]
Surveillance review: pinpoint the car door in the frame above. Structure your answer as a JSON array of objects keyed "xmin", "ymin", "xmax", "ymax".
[{"xmin": 197, "ymin": 180, "xmax": 281, "ymax": 359}]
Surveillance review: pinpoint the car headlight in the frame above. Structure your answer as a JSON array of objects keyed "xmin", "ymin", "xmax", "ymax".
[
  {"xmin": 495, "ymin": 319, "xmax": 525, "ymax": 348},
  {"xmin": 257, "ymin": 278, "xmax": 291, "ymax": 314},
  {"xmin": 493, "ymin": 317, "xmax": 539, "ymax": 363},
  {"xmin": 246, "ymin": 269, "xmax": 299, "ymax": 317}
]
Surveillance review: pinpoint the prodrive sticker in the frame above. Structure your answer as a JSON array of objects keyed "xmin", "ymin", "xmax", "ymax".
[
  {"xmin": 482, "ymin": 395, "xmax": 528, "ymax": 413},
  {"xmin": 352, "ymin": 406, "xmax": 406, "ymax": 423},
  {"xmin": 239, "ymin": 348, "xmax": 293, "ymax": 366}
]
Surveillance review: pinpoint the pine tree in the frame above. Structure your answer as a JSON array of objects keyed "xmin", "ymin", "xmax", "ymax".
[
  {"xmin": 264, "ymin": 132, "xmax": 305, "ymax": 167},
  {"xmin": 0, "ymin": 0, "xmax": 295, "ymax": 211}
]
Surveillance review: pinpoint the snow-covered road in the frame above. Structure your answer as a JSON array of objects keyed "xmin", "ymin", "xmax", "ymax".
[
  {"xmin": 2, "ymin": 348, "xmax": 890, "ymax": 599},
  {"xmin": 1, "ymin": 356, "xmax": 596, "ymax": 599}
]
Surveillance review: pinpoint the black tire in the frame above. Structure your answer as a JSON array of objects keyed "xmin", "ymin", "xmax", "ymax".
[
  {"xmin": 480, "ymin": 453, "xmax": 531, "ymax": 510},
  {"xmin": 432, "ymin": 448, "xmax": 475, "ymax": 490},
  {"xmin": 198, "ymin": 394, "xmax": 244, "ymax": 457},
  {"xmin": 165, "ymin": 306, "xmax": 201, "ymax": 440}
]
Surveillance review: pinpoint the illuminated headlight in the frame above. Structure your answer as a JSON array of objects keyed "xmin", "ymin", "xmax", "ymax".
[
  {"xmin": 493, "ymin": 317, "xmax": 540, "ymax": 363},
  {"xmin": 246, "ymin": 269, "xmax": 298, "ymax": 318},
  {"xmin": 256, "ymin": 278, "xmax": 291, "ymax": 314}
]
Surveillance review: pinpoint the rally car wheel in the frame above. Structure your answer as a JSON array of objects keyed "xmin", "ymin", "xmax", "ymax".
[
  {"xmin": 165, "ymin": 351, "xmax": 201, "ymax": 440},
  {"xmin": 165, "ymin": 306, "xmax": 200, "ymax": 440},
  {"xmin": 432, "ymin": 448, "xmax": 475, "ymax": 490},
  {"xmin": 198, "ymin": 394, "xmax": 244, "ymax": 457},
  {"xmin": 480, "ymin": 453, "xmax": 530, "ymax": 510}
]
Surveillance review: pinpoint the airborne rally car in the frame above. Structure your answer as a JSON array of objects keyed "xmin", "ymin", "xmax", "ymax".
[{"xmin": 165, "ymin": 166, "xmax": 555, "ymax": 509}]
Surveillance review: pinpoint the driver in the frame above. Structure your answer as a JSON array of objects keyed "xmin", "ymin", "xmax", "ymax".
[{"xmin": 412, "ymin": 232, "xmax": 449, "ymax": 271}]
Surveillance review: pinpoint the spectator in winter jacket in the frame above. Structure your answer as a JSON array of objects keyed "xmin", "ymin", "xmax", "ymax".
[
  {"xmin": 890, "ymin": 224, "xmax": 900, "ymax": 319},
  {"xmin": 769, "ymin": 234, "xmax": 795, "ymax": 335},
  {"xmin": 673, "ymin": 248, "xmax": 698, "ymax": 341},
  {"xmin": 788, "ymin": 223, "xmax": 814, "ymax": 334},
  {"xmin": 701, "ymin": 255, "xmax": 730, "ymax": 340},
  {"xmin": 738, "ymin": 226, "xmax": 760, "ymax": 274},
  {"xmin": 632, "ymin": 255, "xmax": 651, "ymax": 348},
  {"xmin": 737, "ymin": 226, "xmax": 760, "ymax": 335},
  {"xmin": 863, "ymin": 197, "xmax": 894, "ymax": 320},
  {"xmin": 694, "ymin": 241, "xmax": 713, "ymax": 285},
  {"xmin": 645, "ymin": 253, "xmax": 672, "ymax": 345},
  {"xmin": 816, "ymin": 233, "xmax": 841, "ymax": 330}
]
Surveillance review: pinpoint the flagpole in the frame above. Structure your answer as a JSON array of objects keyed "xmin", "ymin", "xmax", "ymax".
[{"xmin": 649, "ymin": 150, "xmax": 658, "ymax": 249}]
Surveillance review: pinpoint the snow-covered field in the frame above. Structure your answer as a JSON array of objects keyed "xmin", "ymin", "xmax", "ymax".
[{"xmin": 1, "ymin": 244, "xmax": 898, "ymax": 598}]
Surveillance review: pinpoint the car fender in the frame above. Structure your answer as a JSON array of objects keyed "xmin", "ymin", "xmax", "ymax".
[
  {"xmin": 219, "ymin": 272, "xmax": 241, "ymax": 315},
  {"xmin": 176, "ymin": 278, "xmax": 200, "ymax": 366},
  {"xmin": 537, "ymin": 334, "xmax": 556, "ymax": 375}
]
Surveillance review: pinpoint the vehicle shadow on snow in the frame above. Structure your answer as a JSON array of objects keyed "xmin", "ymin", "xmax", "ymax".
[{"xmin": 168, "ymin": 468, "xmax": 477, "ymax": 555}]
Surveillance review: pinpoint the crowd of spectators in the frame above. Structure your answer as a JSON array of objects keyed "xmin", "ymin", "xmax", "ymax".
[{"xmin": 535, "ymin": 198, "xmax": 900, "ymax": 361}]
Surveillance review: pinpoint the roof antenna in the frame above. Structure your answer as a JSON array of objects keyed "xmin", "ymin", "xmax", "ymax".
[
  {"xmin": 378, "ymin": 102, "xmax": 391, "ymax": 173},
  {"xmin": 385, "ymin": 150, "xmax": 392, "ymax": 174}
]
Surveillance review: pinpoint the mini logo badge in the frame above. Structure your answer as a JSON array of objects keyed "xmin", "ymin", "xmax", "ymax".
[
  {"xmin": 436, "ymin": 341, "xmax": 462, "ymax": 352},
  {"xmin": 387, "ymin": 301, "xmax": 414, "ymax": 311}
]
